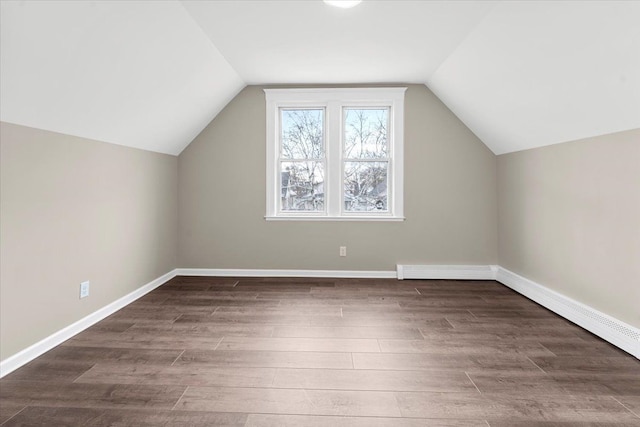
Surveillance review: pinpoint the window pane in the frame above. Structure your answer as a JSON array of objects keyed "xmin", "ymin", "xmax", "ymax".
[
  {"xmin": 281, "ymin": 109, "xmax": 324, "ymax": 159},
  {"xmin": 281, "ymin": 161, "xmax": 325, "ymax": 211},
  {"xmin": 344, "ymin": 161, "xmax": 388, "ymax": 212},
  {"xmin": 344, "ymin": 108, "xmax": 388, "ymax": 159}
]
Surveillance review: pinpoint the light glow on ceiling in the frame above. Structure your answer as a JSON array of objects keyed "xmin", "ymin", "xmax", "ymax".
[{"xmin": 323, "ymin": 0, "xmax": 362, "ymax": 9}]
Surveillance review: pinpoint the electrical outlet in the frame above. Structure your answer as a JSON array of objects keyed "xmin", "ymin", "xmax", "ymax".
[
  {"xmin": 339, "ymin": 246, "xmax": 347, "ymax": 257},
  {"xmin": 80, "ymin": 281, "xmax": 90, "ymax": 299}
]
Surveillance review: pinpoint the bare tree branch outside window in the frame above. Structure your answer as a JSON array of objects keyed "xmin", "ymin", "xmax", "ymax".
[
  {"xmin": 344, "ymin": 108, "xmax": 389, "ymax": 212},
  {"xmin": 280, "ymin": 109, "xmax": 325, "ymax": 211}
]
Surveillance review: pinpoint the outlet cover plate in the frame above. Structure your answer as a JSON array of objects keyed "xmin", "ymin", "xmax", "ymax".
[{"xmin": 80, "ymin": 281, "xmax": 90, "ymax": 299}]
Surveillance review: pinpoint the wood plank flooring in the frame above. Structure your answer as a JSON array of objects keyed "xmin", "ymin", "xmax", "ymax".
[{"xmin": 1, "ymin": 276, "xmax": 639, "ymax": 426}]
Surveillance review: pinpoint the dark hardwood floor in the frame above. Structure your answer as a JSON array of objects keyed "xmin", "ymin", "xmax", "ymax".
[{"xmin": 1, "ymin": 276, "xmax": 639, "ymax": 426}]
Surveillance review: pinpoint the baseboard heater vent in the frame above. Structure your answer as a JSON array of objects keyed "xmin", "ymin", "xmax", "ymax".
[
  {"xmin": 496, "ymin": 267, "xmax": 640, "ymax": 359},
  {"xmin": 396, "ymin": 264, "xmax": 498, "ymax": 280}
]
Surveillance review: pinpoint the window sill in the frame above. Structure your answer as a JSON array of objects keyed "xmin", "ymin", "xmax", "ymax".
[{"xmin": 265, "ymin": 215, "xmax": 406, "ymax": 222}]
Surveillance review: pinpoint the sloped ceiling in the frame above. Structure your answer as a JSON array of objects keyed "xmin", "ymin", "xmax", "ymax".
[
  {"xmin": 429, "ymin": 1, "xmax": 640, "ymax": 154},
  {"xmin": 1, "ymin": 1, "xmax": 638, "ymax": 155},
  {"xmin": 0, "ymin": 0, "xmax": 244, "ymax": 155}
]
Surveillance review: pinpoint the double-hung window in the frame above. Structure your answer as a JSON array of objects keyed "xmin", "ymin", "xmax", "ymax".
[{"xmin": 265, "ymin": 87, "xmax": 406, "ymax": 220}]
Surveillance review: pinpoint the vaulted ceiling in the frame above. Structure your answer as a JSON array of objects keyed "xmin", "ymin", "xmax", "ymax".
[{"xmin": 1, "ymin": 1, "xmax": 638, "ymax": 155}]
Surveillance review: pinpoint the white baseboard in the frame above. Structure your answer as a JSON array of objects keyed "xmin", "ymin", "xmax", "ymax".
[
  {"xmin": 396, "ymin": 264, "xmax": 498, "ymax": 280},
  {"xmin": 496, "ymin": 267, "xmax": 640, "ymax": 359},
  {"xmin": 0, "ymin": 269, "xmax": 178, "ymax": 378},
  {"xmin": 176, "ymin": 268, "xmax": 397, "ymax": 279}
]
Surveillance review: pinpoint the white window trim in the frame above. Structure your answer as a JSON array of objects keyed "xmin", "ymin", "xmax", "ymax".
[{"xmin": 265, "ymin": 87, "xmax": 406, "ymax": 221}]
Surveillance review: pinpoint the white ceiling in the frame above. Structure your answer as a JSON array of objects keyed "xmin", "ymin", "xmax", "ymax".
[
  {"xmin": 429, "ymin": 1, "xmax": 640, "ymax": 154},
  {"xmin": 181, "ymin": 0, "xmax": 494, "ymax": 84},
  {"xmin": 1, "ymin": 0, "xmax": 638, "ymax": 155},
  {"xmin": 0, "ymin": 0, "xmax": 244, "ymax": 155}
]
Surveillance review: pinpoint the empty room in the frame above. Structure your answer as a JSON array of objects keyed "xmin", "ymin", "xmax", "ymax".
[{"xmin": 1, "ymin": 0, "xmax": 639, "ymax": 425}]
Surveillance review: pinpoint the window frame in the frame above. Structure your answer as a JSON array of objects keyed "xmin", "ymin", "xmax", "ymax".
[{"xmin": 265, "ymin": 87, "xmax": 406, "ymax": 221}]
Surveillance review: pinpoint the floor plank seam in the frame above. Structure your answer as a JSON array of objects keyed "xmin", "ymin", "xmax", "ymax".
[
  {"xmin": 121, "ymin": 323, "xmax": 136, "ymax": 333},
  {"xmin": 243, "ymin": 412, "xmax": 464, "ymax": 420},
  {"xmin": 537, "ymin": 342, "xmax": 558, "ymax": 357},
  {"xmin": 71, "ymin": 363, "xmax": 95, "ymax": 383},
  {"xmin": 525, "ymin": 355, "xmax": 547, "ymax": 374},
  {"xmin": 391, "ymin": 392, "xmax": 404, "ymax": 418},
  {"xmin": 213, "ymin": 337, "xmax": 224, "ymax": 351},
  {"xmin": 170, "ymin": 349, "xmax": 186, "ymax": 366},
  {"xmin": 170, "ymin": 386, "xmax": 189, "ymax": 411},
  {"xmin": 443, "ymin": 317, "xmax": 455, "ymax": 329},
  {"xmin": 611, "ymin": 396, "xmax": 640, "ymax": 419},
  {"xmin": 269, "ymin": 368, "xmax": 278, "ymax": 387},
  {"xmin": 0, "ymin": 405, "xmax": 27, "ymax": 426},
  {"xmin": 465, "ymin": 372, "xmax": 482, "ymax": 394}
]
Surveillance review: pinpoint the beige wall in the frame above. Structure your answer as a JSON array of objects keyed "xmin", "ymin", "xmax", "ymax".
[
  {"xmin": 498, "ymin": 129, "xmax": 640, "ymax": 328},
  {"xmin": 178, "ymin": 85, "xmax": 497, "ymax": 271},
  {"xmin": 0, "ymin": 122, "xmax": 178, "ymax": 360}
]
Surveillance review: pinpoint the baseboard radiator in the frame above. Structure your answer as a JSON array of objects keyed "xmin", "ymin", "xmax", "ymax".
[{"xmin": 397, "ymin": 264, "xmax": 640, "ymax": 360}]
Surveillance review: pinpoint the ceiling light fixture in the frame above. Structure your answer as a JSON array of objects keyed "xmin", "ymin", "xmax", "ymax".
[{"xmin": 323, "ymin": 0, "xmax": 362, "ymax": 9}]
